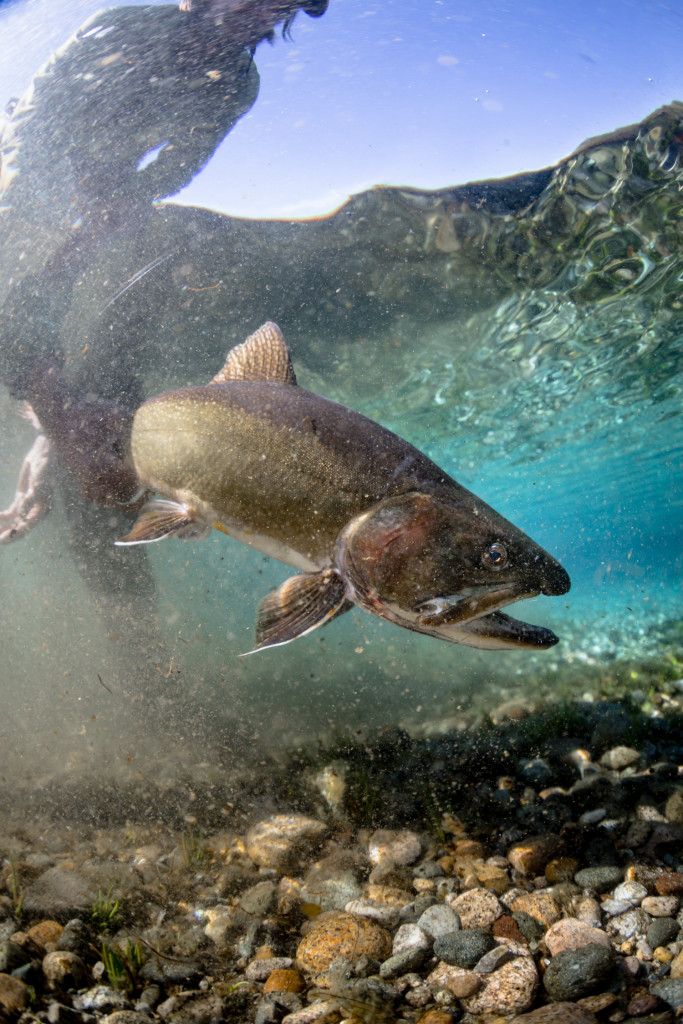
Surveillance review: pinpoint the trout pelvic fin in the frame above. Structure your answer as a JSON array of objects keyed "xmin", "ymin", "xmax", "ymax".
[
  {"xmin": 244, "ymin": 568, "xmax": 347, "ymax": 654},
  {"xmin": 115, "ymin": 499, "xmax": 211, "ymax": 544},
  {"xmin": 212, "ymin": 321, "xmax": 297, "ymax": 386}
]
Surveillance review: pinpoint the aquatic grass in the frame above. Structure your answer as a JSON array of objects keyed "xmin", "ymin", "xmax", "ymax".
[
  {"xmin": 180, "ymin": 825, "xmax": 208, "ymax": 867},
  {"xmin": 90, "ymin": 886, "xmax": 120, "ymax": 931},
  {"xmin": 3, "ymin": 857, "xmax": 25, "ymax": 918},
  {"xmin": 100, "ymin": 939, "xmax": 143, "ymax": 992}
]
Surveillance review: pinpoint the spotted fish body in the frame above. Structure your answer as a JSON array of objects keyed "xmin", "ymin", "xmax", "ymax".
[{"xmin": 118, "ymin": 322, "xmax": 570, "ymax": 651}]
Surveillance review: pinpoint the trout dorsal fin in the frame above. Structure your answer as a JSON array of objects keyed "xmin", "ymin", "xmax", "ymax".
[{"xmin": 211, "ymin": 321, "xmax": 297, "ymax": 385}]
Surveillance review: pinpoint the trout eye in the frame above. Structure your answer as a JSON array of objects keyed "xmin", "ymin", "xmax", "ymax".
[{"xmin": 483, "ymin": 542, "xmax": 508, "ymax": 570}]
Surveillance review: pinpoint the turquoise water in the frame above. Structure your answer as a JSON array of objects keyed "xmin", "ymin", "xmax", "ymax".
[{"xmin": 0, "ymin": 3, "xmax": 681, "ymax": 786}]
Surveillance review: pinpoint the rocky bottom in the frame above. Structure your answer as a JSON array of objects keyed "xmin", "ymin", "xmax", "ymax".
[{"xmin": 1, "ymin": 689, "xmax": 683, "ymax": 1024}]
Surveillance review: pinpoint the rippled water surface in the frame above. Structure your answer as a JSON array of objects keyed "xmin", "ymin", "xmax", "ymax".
[{"xmin": 0, "ymin": 3, "xmax": 681, "ymax": 790}]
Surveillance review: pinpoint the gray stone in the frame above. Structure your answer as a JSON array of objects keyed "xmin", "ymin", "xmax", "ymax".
[
  {"xmin": 379, "ymin": 947, "xmax": 427, "ymax": 978},
  {"xmin": 417, "ymin": 902, "xmax": 461, "ymax": 941},
  {"xmin": 543, "ymin": 944, "xmax": 617, "ymax": 1001},
  {"xmin": 73, "ymin": 986, "xmax": 132, "ymax": 1013},
  {"xmin": 512, "ymin": 911, "xmax": 545, "ymax": 942},
  {"xmin": 573, "ymin": 866, "xmax": 624, "ymax": 893},
  {"xmin": 246, "ymin": 957, "xmax": 294, "ymax": 982},
  {"xmin": 434, "ymin": 929, "xmax": 496, "ymax": 969},
  {"xmin": 613, "ymin": 881, "xmax": 647, "ymax": 906},
  {"xmin": 599, "ymin": 746, "xmax": 641, "ymax": 770},
  {"xmin": 646, "ymin": 916, "xmax": 679, "ymax": 949},
  {"xmin": 651, "ymin": 977, "xmax": 683, "ymax": 1010},
  {"xmin": 0, "ymin": 940, "xmax": 29, "ymax": 974},
  {"xmin": 474, "ymin": 945, "xmax": 514, "ymax": 973},
  {"xmin": 413, "ymin": 860, "xmax": 444, "ymax": 879},
  {"xmin": 22, "ymin": 866, "xmax": 96, "ymax": 918},
  {"xmin": 392, "ymin": 923, "xmax": 431, "ymax": 955},
  {"xmin": 238, "ymin": 880, "xmax": 276, "ymax": 916}
]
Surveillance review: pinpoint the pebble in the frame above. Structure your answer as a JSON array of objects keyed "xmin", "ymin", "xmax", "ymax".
[
  {"xmin": 101, "ymin": 1015, "xmax": 151, "ymax": 1024},
  {"xmin": 607, "ymin": 908, "xmax": 650, "ymax": 940},
  {"xmin": 0, "ymin": 940, "xmax": 29, "ymax": 973},
  {"xmin": 599, "ymin": 746, "xmax": 641, "ymax": 770},
  {"xmin": 646, "ymin": 916, "xmax": 679, "ymax": 948},
  {"xmin": 367, "ymin": 829, "xmax": 422, "ymax": 866},
  {"xmin": 22, "ymin": 865, "xmax": 96, "ymax": 918},
  {"xmin": 656, "ymin": 872, "xmax": 683, "ymax": 895},
  {"xmin": 246, "ymin": 957, "xmax": 294, "ymax": 981},
  {"xmin": 650, "ymin": 976, "xmax": 683, "ymax": 1010},
  {"xmin": 447, "ymin": 887, "xmax": 502, "ymax": 928},
  {"xmin": 296, "ymin": 912, "xmax": 392, "ymax": 972},
  {"xmin": 246, "ymin": 815, "xmax": 327, "ymax": 872},
  {"xmin": 613, "ymin": 880, "xmax": 648, "ymax": 905},
  {"xmin": 461, "ymin": 950, "xmax": 539, "ymax": 1015},
  {"xmin": 513, "ymin": 1005, "xmax": 599, "ymax": 1023},
  {"xmin": 427, "ymin": 962, "xmax": 481, "ymax": 999},
  {"xmin": 0, "ymin": 973, "xmax": 30, "ymax": 1013},
  {"xmin": 379, "ymin": 947, "xmax": 427, "ymax": 977},
  {"xmin": 474, "ymin": 944, "xmax": 514, "ymax": 973},
  {"xmin": 510, "ymin": 891, "xmax": 561, "ymax": 928},
  {"xmin": 574, "ymin": 865, "xmax": 624, "ymax": 892},
  {"xmin": 415, "ymin": 1012, "xmax": 456, "ymax": 1024},
  {"xmin": 642, "ymin": 894, "xmax": 679, "ymax": 916},
  {"xmin": 345, "ymin": 897, "xmax": 400, "ymax": 927},
  {"xmin": 417, "ymin": 902, "xmax": 461, "ymax": 941},
  {"xmin": 263, "ymin": 968, "xmax": 305, "ymax": 993},
  {"xmin": 73, "ymin": 986, "xmax": 132, "ymax": 1013},
  {"xmin": 543, "ymin": 944, "xmax": 617, "ymax": 1001},
  {"xmin": 545, "ymin": 918, "xmax": 613, "ymax": 955},
  {"xmin": 434, "ymin": 928, "xmax": 495, "ymax": 968},
  {"xmin": 42, "ymin": 950, "xmax": 87, "ymax": 988},
  {"xmin": 507, "ymin": 834, "xmax": 563, "ymax": 876},
  {"xmin": 392, "ymin": 922, "xmax": 431, "ymax": 954},
  {"xmin": 26, "ymin": 920, "xmax": 63, "ymax": 949}
]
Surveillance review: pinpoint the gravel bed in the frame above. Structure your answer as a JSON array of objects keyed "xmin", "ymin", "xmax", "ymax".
[{"xmin": 1, "ymin": 692, "xmax": 683, "ymax": 1023}]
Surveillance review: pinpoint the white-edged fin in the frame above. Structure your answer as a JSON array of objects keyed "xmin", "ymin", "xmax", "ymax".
[
  {"xmin": 212, "ymin": 321, "xmax": 297, "ymax": 385},
  {"xmin": 115, "ymin": 499, "xmax": 211, "ymax": 545},
  {"xmin": 242, "ymin": 568, "xmax": 347, "ymax": 654}
]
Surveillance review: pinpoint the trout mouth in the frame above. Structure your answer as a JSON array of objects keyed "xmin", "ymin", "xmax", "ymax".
[
  {"xmin": 357, "ymin": 582, "xmax": 559, "ymax": 650},
  {"xmin": 412, "ymin": 584, "xmax": 559, "ymax": 650}
]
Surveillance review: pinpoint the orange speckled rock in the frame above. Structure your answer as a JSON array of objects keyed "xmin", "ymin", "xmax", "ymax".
[
  {"xmin": 510, "ymin": 891, "xmax": 561, "ymax": 928},
  {"xmin": 296, "ymin": 912, "xmax": 392, "ymax": 973},
  {"xmin": 263, "ymin": 968, "xmax": 305, "ymax": 993},
  {"xmin": 26, "ymin": 920, "xmax": 63, "ymax": 949}
]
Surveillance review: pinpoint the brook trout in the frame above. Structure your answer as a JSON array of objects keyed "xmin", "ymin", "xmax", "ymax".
[{"xmin": 117, "ymin": 322, "xmax": 570, "ymax": 651}]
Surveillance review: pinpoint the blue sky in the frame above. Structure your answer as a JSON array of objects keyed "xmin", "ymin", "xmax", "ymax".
[{"xmin": 0, "ymin": 0, "xmax": 681, "ymax": 217}]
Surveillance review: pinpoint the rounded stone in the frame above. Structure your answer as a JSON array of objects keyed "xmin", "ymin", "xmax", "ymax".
[
  {"xmin": 417, "ymin": 902, "xmax": 461, "ymax": 941},
  {"xmin": 0, "ymin": 973, "xmax": 30, "ymax": 1013},
  {"xmin": 434, "ymin": 929, "xmax": 495, "ymax": 969},
  {"xmin": 656, "ymin": 872, "xmax": 683, "ymax": 896},
  {"xmin": 545, "ymin": 919, "xmax": 612, "ymax": 956},
  {"xmin": 543, "ymin": 944, "xmax": 617, "ymax": 1001},
  {"xmin": 646, "ymin": 916, "xmax": 679, "ymax": 949},
  {"xmin": 461, "ymin": 952, "xmax": 538, "ymax": 1015},
  {"xmin": 509, "ymin": 891, "xmax": 560, "ymax": 928},
  {"xmin": 246, "ymin": 815, "xmax": 327, "ymax": 872},
  {"xmin": 599, "ymin": 746, "xmax": 640, "ymax": 770},
  {"xmin": 392, "ymin": 923, "xmax": 431, "ymax": 955},
  {"xmin": 296, "ymin": 913, "xmax": 392, "ymax": 973},
  {"xmin": 380, "ymin": 947, "xmax": 427, "ymax": 978},
  {"xmin": 368, "ymin": 829, "xmax": 422, "ymax": 866},
  {"xmin": 651, "ymin": 977, "xmax": 683, "ymax": 1010},
  {"xmin": 613, "ymin": 880, "xmax": 647, "ymax": 906},
  {"xmin": 345, "ymin": 898, "xmax": 400, "ymax": 928},
  {"xmin": 513, "ymin": 1004, "xmax": 599, "ymax": 1023},
  {"xmin": 448, "ymin": 887, "xmax": 502, "ymax": 929},
  {"xmin": 507, "ymin": 835, "xmax": 562, "ymax": 877},
  {"xmin": 427, "ymin": 961, "xmax": 480, "ymax": 999},
  {"xmin": 42, "ymin": 950, "xmax": 87, "ymax": 989},
  {"xmin": 642, "ymin": 895, "xmax": 679, "ymax": 916},
  {"xmin": 26, "ymin": 920, "xmax": 63, "ymax": 949},
  {"xmin": 574, "ymin": 865, "xmax": 624, "ymax": 893},
  {"xmin": 545, "ymin": 858, "xmax": 580, "ymax": 884},
  {"xmin": 263, "ymin": 968, "xmax": 305, "ymax": 994}
]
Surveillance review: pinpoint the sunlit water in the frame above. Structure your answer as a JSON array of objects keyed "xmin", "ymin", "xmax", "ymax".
[{"xmin": 0, "ymin": 4, "xmax": 681, "ymax": 791}]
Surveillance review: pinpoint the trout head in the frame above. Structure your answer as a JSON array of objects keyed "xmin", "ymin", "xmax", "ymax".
[{"xmin": 335, "ymin": 491, "xmax": 570, "ymax": 649}]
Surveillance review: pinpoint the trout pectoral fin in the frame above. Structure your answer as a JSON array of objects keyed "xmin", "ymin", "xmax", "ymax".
[
  {"xmin": 244, "ymin": 568, "xmax": 347, "ymax": 654},
  {"xmin": 115, "ymin": 499, "xmax": 211, "ymax": 545}
]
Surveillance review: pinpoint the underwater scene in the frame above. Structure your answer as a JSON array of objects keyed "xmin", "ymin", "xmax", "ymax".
[{"xmin": 0, "ymin": 2, "xmax": 682, "ymax": 1022}]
